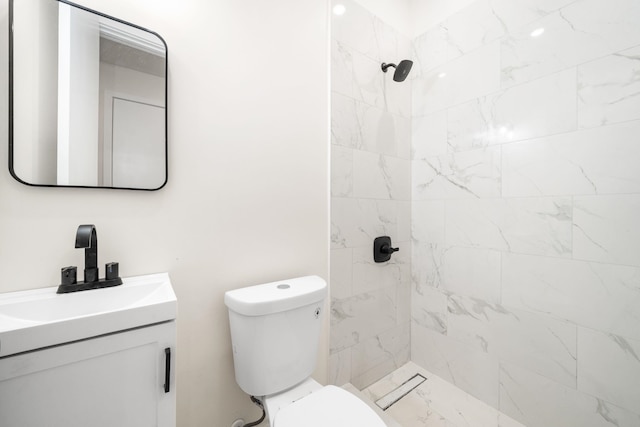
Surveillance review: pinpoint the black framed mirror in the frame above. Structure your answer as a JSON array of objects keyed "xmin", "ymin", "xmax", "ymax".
[{"xmin": 9, "ymin": 0, "xmax": 168, "ymax": 190}]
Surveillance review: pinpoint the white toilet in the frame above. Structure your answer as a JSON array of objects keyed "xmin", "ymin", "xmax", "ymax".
[{"xmin": 224, "ymin": 275, "xmax": 387, "ymax": 427}]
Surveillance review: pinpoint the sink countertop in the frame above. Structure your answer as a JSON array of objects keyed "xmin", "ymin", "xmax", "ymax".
[{"xmin": 0, "ymin": 273, "xmax": 176, "ymax": 358}]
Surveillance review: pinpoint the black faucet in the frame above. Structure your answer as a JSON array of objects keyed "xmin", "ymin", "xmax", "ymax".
[
  {"xmin": 57, "ymin": 224, "xmax": 122, "ymax": 294},
  {"xmin": 76, "ymin": 224, "xmax": 99, "ymax": 283}
]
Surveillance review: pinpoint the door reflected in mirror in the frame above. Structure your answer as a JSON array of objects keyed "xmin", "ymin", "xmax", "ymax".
[{"xmin": 9, "ymin": 0, "xmax": 167, "ymax": 190}]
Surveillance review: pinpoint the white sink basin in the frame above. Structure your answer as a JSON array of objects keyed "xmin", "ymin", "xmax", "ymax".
[{"xmin": 0, "ymin": 273, "xmax": 176, "ymax": 357}]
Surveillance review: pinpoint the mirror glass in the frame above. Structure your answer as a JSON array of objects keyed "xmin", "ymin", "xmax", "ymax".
[{"xmin": 10, "ymin": 0, "xmax": 167, "ymax": 190}]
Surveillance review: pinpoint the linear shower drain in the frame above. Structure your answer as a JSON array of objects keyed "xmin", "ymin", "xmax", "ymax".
[{"xmin": 374, "ymin": 373, "xmax": 427, "ymax": 411}]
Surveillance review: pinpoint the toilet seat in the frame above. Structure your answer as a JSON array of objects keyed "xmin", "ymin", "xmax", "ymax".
[{"xmin": 274, "ymin": 385, "xmax": 386, "ymax": 427}]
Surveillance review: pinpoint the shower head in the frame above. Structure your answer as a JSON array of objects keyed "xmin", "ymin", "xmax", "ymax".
[{"xmin": 381, "ymin": 59, "xmax": 413, "ymax": 82}]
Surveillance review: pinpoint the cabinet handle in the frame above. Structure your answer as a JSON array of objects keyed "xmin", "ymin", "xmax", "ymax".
[{"xmin": 164, "ymin": 347, "xmax": 171, "ymax": 393}]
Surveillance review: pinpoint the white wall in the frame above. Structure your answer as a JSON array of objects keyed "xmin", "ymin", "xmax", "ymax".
[{"xmin": 0, "ymin": 0, "xmax": 329, "ymax": 425}]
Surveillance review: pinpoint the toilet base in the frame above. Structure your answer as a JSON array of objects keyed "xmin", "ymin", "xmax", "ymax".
[{"xmin": 263, "ymin": 378, "xmax": 323, "ymax": 426}]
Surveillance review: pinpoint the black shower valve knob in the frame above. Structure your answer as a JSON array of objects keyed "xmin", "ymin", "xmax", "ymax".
[
  {"xmin": 381, "ymin": 244, "xmax": 399, "ymax": 254},
  {"xmin": 374, "ymin": 236, "xmax": 399, "ymax": 263}
]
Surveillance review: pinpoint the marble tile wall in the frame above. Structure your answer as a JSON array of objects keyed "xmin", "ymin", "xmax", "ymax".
[
  {"xmin": 410, "ymin": 0, "xmax": 640, "ymax": 426},
  {"xmin": 329, "ymin": 0, "xmax": 412, "ymax": 389}
]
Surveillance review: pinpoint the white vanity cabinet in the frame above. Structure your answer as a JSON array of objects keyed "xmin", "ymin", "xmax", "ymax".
[
  {"xmin": 0, "ymin": 322, "xmax": 176, "ymax": 427},
  {"xmin": 0, "ymin": 273, "xmax": 177, "ymax": 427}
]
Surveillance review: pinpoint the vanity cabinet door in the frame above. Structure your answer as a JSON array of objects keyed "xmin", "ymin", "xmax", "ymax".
[{"xmin": 0, "ymin": 321, "xmax": 176, "ymax": 427}]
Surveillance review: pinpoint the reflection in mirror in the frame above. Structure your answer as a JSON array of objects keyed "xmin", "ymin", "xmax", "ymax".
[{"xmin": 10, "ymin": 0, "xmax": 167, "ymax": 190}]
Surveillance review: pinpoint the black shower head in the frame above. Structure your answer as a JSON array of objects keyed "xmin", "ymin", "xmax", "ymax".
[{"xmin": 381, "ymin": 59, "xmax": 413, "ymax": 82}]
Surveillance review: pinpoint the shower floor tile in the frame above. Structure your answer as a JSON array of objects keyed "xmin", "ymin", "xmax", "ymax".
[{"xmin": 359, "ymin": 362, "xmax": 526, "ymax": 427}]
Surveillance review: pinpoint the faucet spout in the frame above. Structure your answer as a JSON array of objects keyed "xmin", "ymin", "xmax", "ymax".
[{"xmin": 75, "ymin": 224, "xmax": 98, "ymax": 283}]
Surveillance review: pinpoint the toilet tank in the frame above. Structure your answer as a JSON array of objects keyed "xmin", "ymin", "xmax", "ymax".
[{"xmin": 224, "ymin": 276, "xmax": 327, "ymax": 397}]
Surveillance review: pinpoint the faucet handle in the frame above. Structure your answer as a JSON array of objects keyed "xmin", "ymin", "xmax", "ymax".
[
  {"xmin": 61, "ymin": 266, "xmax": 77, "ymax": 286},
  {"xmin": 105, "ymin": 262, "xmax": 120, "ymax": 280}
]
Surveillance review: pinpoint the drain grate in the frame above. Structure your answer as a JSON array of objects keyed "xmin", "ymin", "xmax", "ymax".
[{"xmin": 374, "ymin": 373, "xmax": 427, "ymax": 411}]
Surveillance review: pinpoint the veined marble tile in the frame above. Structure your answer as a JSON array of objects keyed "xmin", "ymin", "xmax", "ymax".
[
  {"xmin": 412, "ymin": 200, "xmax": 446, "ymax": 245},
  {"xmin": 343, "ymin": 383, "xmax": 403, "ymax": 427},
  {"xmin": 503, "ymin": 120, "xmax": 640, "ymax": 197},
  {"xmin": 411, "ymin": 242, "xmax": 444, "ymax": 290},
  {"xmin": 412, "ymin": 322, "xmax": 500, "ymax": 406},
  {"xmin": 363, "ymin": 362, "xmax": 527, "ymax": 427},
  {"xmin": 332, "ymin": 0, "xmax": 410, "ymax": 64},
  {"xmin": 332, "ymin": 40, "xmax": 385, "ymax": 109},
  {"xmin": 501, "ymin": 197, "xmax": 572, "ymax": 256},
  {"xmin": 350, "ymin": 322, "xmax": 410, "ymax": 388},
  {"xmin": 396, "ymin": 115, "xmax": 412, "ymax": 160},
  {"xmin": 445, "ymin": 197, "xmax": 572, "ymax": 257},
  {"xmin": 412, "ymin": 110, "xmax": 448, "ymax": 160},
  {"xmin": 384, "ymin": 111, "xmax": 412, "ymax": 156},
  {"xmin": 578, "ymin": 45, "xmax": 640, "ymax": 128},
  {"xmin": 500, "ymin": 362, "xmax": 640, "ymax": 427},
  {"xmin": 352, "ymin": 242, "xmax": 410, "ymax": 295},
  {"xmin": 412, "ymin": 25, "xmax": 448, "ymax": 76},
  {"xmin": 330, "ymin": 248, "xmax": 353, "ymax": 300},
  {"xmin": 446, "ymin": 96, "xmax": 498, "ymax": 152},
  {"xmin": 578, "ymin": 328, "xmax": 640, "ymax": 413},
  {"xmin": 444, "ymin": 0, "xmax": 578, "ymax": 62},
  {"xmin": 412, "ymin": 159, "xmax": 440, "ymax": 201},
  {"xmin": 408, "ymin": 382, "xmax": 499, "ymax": 427},
  {"xmin": 330, "ymin": 286, "xmax": 397, "ymax": 352},
  {"xmin": 328, "ymin": 347, "xmax": 352, "ymax": 386},
  {"xmin": 445, "ymin": 199, "xmax": 508, "ymax": 251},
  {"xmin": 397, "ymin": 201, "xmax": 411, "ymax": 242},
  {"xmin": 501, "ymin": 0, "xmax": 640, "ymax": 87},
  {"xmin": 444, "ymin": 0, "xmax": 507, "ymax": 61},
  {"xmin": 331, "ymin": 197, "xmax": 397, "ymax": 249},
  {"xmin": 361, "ymin": 361, "xmax": 419, "ymax": 401},
  {"xmin": 440, "ymin": 246, "xmax": 501, "ymax": 303},
  {"xmin": 331, "ymin": 92, "xmax": 360, "ymax": 149},
  {"xmin": 413, "ymin": 42, "xmax": 500, "ymax": 116},
  {"xmin": 411, "ymin": 147, "xmax": 502, "ymax": 200},
  {"xmin": 330, "ymin": 145, "xmax": 353, "ymax": 197},
  {"xmin": 411, "ymin": 284, "xmax": 448, "ymax": 334},
  {"xmin": 447, "ymin": 68, "xmax": 577, "ymax": 150},
  {"xmin": 447, "ymin": 294, "xmax": 577, "ymax": 387},
  {"xmin": 490, "ymin": 0, "xmax": 578, "ymax": 30},
  {"xmin": 331, "ymin": 92, "xmax": 402, "ymax": 156},
  {"xmin": 353, "ymin": 151, "xmax": 410, "ymax": 200},
  {"xmin": 498, "ymin": 412, "xmax": 528, "ymax": 427},
  {"xmin": 385, "ymin": 395, "xmax": 456, "ymax": 427},
  {"xmin": 573, "ymin": 195, "xmax": 640, "ymax": 266},
  {"xmin": 397, "ymin": 280, "xmax": 411, "ymax": 326},
  {"xmin": 502, "ymin": 252, "xmax": 640, "ymax": 341},
  {"xmin": 331, "ymin": 0, "xmax": 380, "ymax": 61},
  {"xmin": 412, "ymin": 66, "xmax": 448, "ymax": 118},
  {"xmin": 384, "ymin": 73, "xmax": 412, "ymax": 118}
]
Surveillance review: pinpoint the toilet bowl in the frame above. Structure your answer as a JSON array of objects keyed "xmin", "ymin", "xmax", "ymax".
[
  {"xmin": 224, "ymin": 276, "xmax": 387, "ymax": 426},
  {"xmin": 265, "ymin": 378, "xmax": 386, "ymax": 426}
]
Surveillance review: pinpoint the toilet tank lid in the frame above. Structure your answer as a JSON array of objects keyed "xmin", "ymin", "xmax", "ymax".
[{"xmin": 224, "ymin": 275, "xmax": 327, "ymax": 316}]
